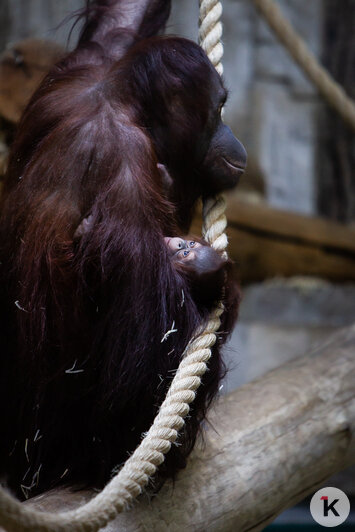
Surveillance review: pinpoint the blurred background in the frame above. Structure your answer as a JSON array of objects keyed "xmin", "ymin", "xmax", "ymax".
[{"xmin": 0, "ymin": 0, "xmax": 354, "ymax": 529}]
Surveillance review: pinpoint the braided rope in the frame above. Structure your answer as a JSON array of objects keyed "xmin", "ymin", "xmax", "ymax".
[
  {"xmin": 199, "ymin": 0, "xmax": 223, "ymax": 75},
  {"xmin": 199, "ymin": 0, "xmax": 228, "ymax": 258},
  {"xmin": 252, "ymin": 0, "xmax": 355, "ymax": 131},
  {"xmin": 0, "ymin": 2, "xmax": 227, "ymax": 531}
]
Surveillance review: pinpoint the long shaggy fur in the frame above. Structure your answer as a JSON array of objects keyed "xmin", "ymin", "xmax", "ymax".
[{"xmin": 0, "ymin": 0, "xmax": 240, "ymax": 499}]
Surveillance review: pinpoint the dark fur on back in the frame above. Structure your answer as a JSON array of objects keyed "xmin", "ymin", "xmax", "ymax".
[{"xmin": 0, "ymin": 0, "xmax": 239, "ymax": 499}]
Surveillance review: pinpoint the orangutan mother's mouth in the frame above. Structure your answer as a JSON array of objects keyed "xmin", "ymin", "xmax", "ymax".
[{"xmin": 222, "ymin": 157, "xmax": 246, "ymax": 172}]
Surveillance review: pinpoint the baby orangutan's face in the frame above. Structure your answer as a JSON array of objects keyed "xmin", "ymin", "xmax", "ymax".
[
  {"xmin": 164, "ymin": 236, "xmax": 224, "ymax": 276},
  {"xmin": 164, "ymin": 237, "xmax": 202, "ymax": 262},
  {"xmin": 164, "ymin": 236, "xmax": 227, "ymax": 305}
]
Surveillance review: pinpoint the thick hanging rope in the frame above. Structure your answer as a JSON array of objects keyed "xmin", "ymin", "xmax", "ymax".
[
  {"xmin": 251, "ymin": 0, "xmax": 355, "ymax": 131},
  {"xmin": 199, "ymin": 0, "xmax": 228, "ymax": 259},
  {"xmin": 199, "ymin": 0, "xmax": 223, "ymax": 76},
  {"xmin": 0, "ymin": 2, "xmax": 227, "ymax": 531}
]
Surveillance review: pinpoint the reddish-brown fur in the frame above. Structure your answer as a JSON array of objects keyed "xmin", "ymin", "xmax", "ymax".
[{"xmin": 0, "ymin": 0, "xmax": 242, "ymax": 499}]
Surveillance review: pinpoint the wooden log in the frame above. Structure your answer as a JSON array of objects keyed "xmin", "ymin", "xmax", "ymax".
[
  {"xmin": 11, "ymin": 324, "xmax": 354, "ymax": 532},
  {"xmin": 191, "ymin": 197, "xmax": 355, "ymax": 282}
]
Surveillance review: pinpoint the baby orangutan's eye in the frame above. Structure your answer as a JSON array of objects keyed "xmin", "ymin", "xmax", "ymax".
[
  {"xmin": 178, "ymin": 249, "xmax": 190, "ymax": 259},
  {"xmin": 189, "ymin": 241, "xmax": 196, "ymax": 247}
]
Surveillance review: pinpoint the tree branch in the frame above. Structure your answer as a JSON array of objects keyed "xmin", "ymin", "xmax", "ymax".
[{"xmin": 18, "ymin": 325, "xmax": 355, "ymax": 532}]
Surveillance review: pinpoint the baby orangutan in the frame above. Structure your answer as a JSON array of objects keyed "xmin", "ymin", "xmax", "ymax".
[
  {"xmin": 75, "ymin": 214, "xmax": 228, "ymax": 309},
  {"xmin": 73, "ymin": 161, "xmax": 232, "ymax": 312},
  {"xmin": 164, "ymin": 236, "xmax": 227, "ymax": 307}
]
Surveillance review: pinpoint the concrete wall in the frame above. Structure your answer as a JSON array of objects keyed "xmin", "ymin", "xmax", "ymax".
[{"xmin": 223, "ymin": 277, "xmax": 355, "ymax": 392}]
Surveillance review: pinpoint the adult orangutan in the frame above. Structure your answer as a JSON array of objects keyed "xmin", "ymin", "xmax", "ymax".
[{"xmin": 0, "ymin": 0, "xmax": 246, "ymax": 499}]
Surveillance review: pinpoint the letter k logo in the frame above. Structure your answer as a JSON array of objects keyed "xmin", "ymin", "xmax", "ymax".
[
  {"xmin": 321, "ymin": 496, "xmax": 340, "ymax": 517},
  {"xmin": 310, "ymin": 487, "xmax": 350, "ymax": 527}
]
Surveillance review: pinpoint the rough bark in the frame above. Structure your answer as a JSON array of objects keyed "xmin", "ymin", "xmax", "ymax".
[{"xmin": 15, "ymin": 324, "xmax": 355, "ymax": 532}]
